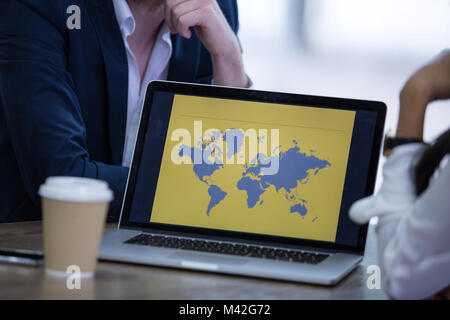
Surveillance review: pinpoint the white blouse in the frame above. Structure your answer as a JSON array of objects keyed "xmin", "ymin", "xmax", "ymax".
[{"xmin": 349, "ymin": 143, "xmax": 450, "ymax": 299}]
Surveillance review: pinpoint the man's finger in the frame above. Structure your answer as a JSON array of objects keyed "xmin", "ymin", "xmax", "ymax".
[
  {"xmin": 164, "ymin": 0, "xmax": 187, "ymax": 33},
  {"xmin": 170, "ymin": 0, "xmax": 206, "ymax": 36},
  {"xmin": 174, "ymin": 9, "xmax": 205, "ymax": 38}
]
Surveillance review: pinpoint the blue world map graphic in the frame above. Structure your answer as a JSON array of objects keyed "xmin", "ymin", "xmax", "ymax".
[{"xmin": 178, "ymin": 130, "xmax": 330, "ymax": 217}]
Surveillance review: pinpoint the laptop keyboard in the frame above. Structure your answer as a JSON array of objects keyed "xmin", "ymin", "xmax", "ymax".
[{"xmin": 124, "ymin": 234, "xmax": 329, "ymax": 264}]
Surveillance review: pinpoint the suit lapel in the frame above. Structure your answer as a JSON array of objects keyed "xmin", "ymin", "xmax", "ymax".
[
  {"xmin": 85, "ymin": 0, "xmax": 128, "ymax": 165},
  {"xmin": 168, "ymin": 34, "xmax": 201, "ymax": 82}
]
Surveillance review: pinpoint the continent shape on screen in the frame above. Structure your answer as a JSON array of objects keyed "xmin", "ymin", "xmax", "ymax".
[{"xmin": 178, "ymin": 133, "xmax": 330, "ymax": 218}]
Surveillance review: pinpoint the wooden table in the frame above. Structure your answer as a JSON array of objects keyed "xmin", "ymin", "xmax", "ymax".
[{"xmin": 0, "ymin": 222, "xmax": 388, "ymax": 299}]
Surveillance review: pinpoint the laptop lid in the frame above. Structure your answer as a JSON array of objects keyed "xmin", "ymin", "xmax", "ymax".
[{"xmin": 119, "ymin": 81, "xmax": 386, "ymax": 254}]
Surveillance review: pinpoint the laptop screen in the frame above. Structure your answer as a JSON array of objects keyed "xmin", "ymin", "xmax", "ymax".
[{"xmin": 122, "ymin": 82, "xmax": 384, "ymax": 252}]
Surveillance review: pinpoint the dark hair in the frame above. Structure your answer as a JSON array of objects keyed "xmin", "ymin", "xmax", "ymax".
[{"xmin": 414, "ymin": 128, "xmax": 450, "ymax": 195}]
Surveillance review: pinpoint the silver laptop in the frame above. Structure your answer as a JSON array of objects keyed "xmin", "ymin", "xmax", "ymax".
[{"xmin": 99, "ymin": 81, "xmax": 386, "ymax": 285}]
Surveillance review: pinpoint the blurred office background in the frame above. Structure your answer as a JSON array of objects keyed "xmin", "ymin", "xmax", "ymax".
[{"xmin": 238, "ymin": 0, "xmax": 450, "ymax": 190}]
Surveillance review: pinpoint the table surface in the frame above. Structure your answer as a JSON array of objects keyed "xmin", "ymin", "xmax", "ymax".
[{"xmin": 0, "ymin": 222, "xmax": 388, "ymax": 299}]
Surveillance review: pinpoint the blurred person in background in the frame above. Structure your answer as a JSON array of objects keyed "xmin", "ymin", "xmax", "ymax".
[{"xmin": 350, "ymin": 50, "xmax": 450, "ymax": 299}]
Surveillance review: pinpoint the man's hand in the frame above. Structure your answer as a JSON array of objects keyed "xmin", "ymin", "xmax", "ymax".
[
  {"xmin": 397, "ymin": 50, "xmax": 450, "ymax": 139},
  {"xmin": 164, "ymin": 0, "xmax": 249, "ymax": 87}
]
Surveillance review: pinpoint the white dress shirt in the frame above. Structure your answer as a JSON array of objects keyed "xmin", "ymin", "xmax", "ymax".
[
  {"xmin": 349, "ymin": 143, "xmax": 450, "ymax": 299},
  {"xmin": 113, "ymin": 0, "xmax": 172, "ymax": 167},
  {"xmin": 113, "ymin": 0, "xmax": 251, "ymax": 167}
]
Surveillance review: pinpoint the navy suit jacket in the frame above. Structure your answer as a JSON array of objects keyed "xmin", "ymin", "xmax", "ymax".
[{"xmin": 0, "ymin": 0, "xmax": 239, "ymax": 222}]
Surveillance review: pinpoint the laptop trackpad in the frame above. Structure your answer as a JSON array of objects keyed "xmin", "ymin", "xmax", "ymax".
[{"xmin": 168, "ymin": 251, "xmax": 247, "ymax": 269}]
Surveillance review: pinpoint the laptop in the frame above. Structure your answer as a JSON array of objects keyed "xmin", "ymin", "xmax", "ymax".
[{"xmin": 99, "ymin": 81, "xmax": 386, "ymax": 285}]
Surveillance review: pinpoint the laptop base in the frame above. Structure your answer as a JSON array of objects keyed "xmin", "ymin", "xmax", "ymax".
[{"xmin": 99, "ymin": 229, "xmax": 362, "ymax": 286}]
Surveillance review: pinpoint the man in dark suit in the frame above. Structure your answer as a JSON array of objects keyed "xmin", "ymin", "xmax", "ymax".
[{"xmin": 0, "ymin": 0, "xmax": 249, "ymax": 222}]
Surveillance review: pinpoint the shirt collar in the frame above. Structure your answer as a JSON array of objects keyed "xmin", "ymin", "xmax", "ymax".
[
  {"xmin": 159, "ymin": 23, "xmax": 172, "ymax": 46},
  {"xmin": 113, "ymin": 0, "xmax": 135, "ymax": 36},
  {"xmin": 113, "ymin": 0, "xmax": 171, "ymax": 45}
]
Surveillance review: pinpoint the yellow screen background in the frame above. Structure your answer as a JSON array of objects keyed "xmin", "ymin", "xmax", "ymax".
[{"xmin": 150, "ymin": 95, "xmax": 355, "ymax": 242}]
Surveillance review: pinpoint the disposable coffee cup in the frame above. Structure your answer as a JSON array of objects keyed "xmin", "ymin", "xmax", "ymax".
[{"xmin": 39, "ymin": 177, "xmax": 113, "ymax": 278}]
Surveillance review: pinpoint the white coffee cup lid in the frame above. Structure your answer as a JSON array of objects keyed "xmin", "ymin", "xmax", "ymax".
[{"xmin": 39, "ymin": 177, "xmax": 113, "ymax": 203}]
